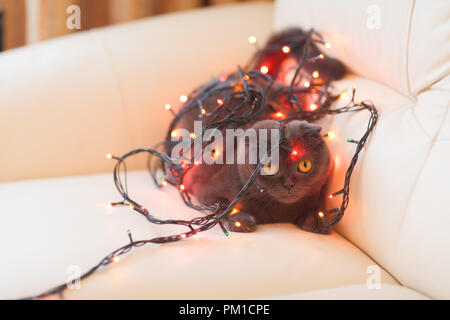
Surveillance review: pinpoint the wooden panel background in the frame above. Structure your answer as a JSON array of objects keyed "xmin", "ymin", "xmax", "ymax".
[{"xmin": 0, "ymin": 0, "xmax": 271, "ymax": 51}]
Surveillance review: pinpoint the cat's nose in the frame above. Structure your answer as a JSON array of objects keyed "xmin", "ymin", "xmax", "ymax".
[{"xmin": 283, "ymin": 179, "xmax": 295, "ymax": 193}]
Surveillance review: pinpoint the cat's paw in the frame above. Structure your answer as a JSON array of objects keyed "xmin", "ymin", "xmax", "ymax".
[
  {"xmin": 222, "ymin": 211, "xmax": 257, "ymax": 233},
  {"xmin": 296, "ymin": 212, "xmax": 331, "ymax": 234}
]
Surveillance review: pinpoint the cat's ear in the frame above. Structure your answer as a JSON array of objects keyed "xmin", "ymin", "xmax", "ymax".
[
  {"xmin": 250, "ymin": 119, "xmax": 280, "ymax": 130},
  {"xmin": 301, "ymin": 122, "xmax": 322, "ymax": 135}
]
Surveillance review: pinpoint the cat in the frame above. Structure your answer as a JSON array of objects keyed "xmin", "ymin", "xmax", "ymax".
[
  {"xmin": 182, "ymin": 119, "xmax": 333, "ymax": 234},
  {"xmin": 164, "ymin": 28, "xmax": 345, "ymax": 233}
]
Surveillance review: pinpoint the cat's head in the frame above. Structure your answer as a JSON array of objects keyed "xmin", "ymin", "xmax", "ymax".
[{"xmin": 238, "ymin": 119, "xmax": 332, "ymax": 204}]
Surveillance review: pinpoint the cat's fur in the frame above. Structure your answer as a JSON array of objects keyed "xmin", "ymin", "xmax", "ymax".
[{"xmin": 183, "ymin": 120, "xmax": 333, "ymax": 234}]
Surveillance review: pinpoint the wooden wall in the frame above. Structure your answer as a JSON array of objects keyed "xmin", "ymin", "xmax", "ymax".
[{"xmin": 0, "ymin": 0, "xmax": 271, "ymax": 51}]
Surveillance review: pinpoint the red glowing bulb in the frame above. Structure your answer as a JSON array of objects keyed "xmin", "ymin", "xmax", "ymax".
[
  {"xmin": 217, "ymin": 98, "xmax": 224, "ymax": 105},
  {"xmin": 260, "ymin": 65, "xmax": 269, "ymax": 74},
  {"xmin": 328, "ymin": 194, "xmax": 333, "ymax": 199},
  {"xmin": 181, "ymin": 234, "xmax": 187, "ymax": 239},
  {"xmin": 179, "ymin": 184, "xmax": 185, "ymax": 191},
  {"xmin": 274, "ymin": 111, "xmax": 286, "ymax": 119}
]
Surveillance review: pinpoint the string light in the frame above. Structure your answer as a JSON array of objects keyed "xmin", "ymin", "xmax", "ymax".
[
  {"xmin": 326, "ymin": 131, "xmax": 335, "ymax": 140},
  {"xmin": 274, "ymin": 111, "xmax": 286, "ymax": 119},
  {"xmin": 25, "ymin": 28, "xmax": 378, "ymax": 300},
  {"xmin": 282, "ymin": 45, "xmax": 291, "ymax": 53},
  {"xmin": 260, "ymin": 65, "xmax": 269, "ymax": 74},
  {"xmin": 165, "ymin": 103, "xmax": 171, "ymax": 111},
  {"xmin": 248, "ymin": 35, "xmax": 257, "ymax": 44},
  {"xmin": 112, "ymin": 256, "xmax": 120, "ymax": 263},
  {"xmin": 312, "ymin": 71, "xmax": 319, "ymax": 78},
  {"xmin": 318, "ymin": 53, "xmax": 324, "ymax": 60},
  {"xmin": 325, "ymin": 42, "xmax": 331, "ymax": 48},
  {"xmin": 234, "ymin": 221, "xmax": 241, "ymax": 227},
  {"xmin": 310, "ymin": 104, "xmax": 318, "ymax": 111},
  {"xmin": 171, "ymin": 130, "xmax": 177, "ymax": 138},
  {"xmin": 304, "ymin": 81, "xmax": 310, "ymax": 88},
  {"xmin": 231, "ymin": 208, "xmax": 239, "ymax": 215},
  {"xmin": 216, "ymin": 98, "xmax": 224, "ymax": 106},
  {"xmin": 212, "ymin": 149, "xmax": 220, "ymax": 158},
  {"xmin": 179, "ymin": 95, "xmax": 188, "ymax": 103}
]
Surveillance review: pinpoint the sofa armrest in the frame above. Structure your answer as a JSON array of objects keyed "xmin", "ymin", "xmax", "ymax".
[{"xmin": 0, "ymin": 2, "xmax": 274, "ymax": 182}]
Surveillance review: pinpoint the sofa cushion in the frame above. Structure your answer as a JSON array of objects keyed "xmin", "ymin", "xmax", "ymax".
[
  {"xmin": 275, "ymin": 0, "xmax": 450, "ymax": 299},
  {"xmin": 0, "ymin": 172, "xmax": 398, "ymax": 299},
  {"xmin": 0, "ymin": 3, "xmax": 274, "ymax": 182},
  {"xmin": 270, "ymin": 284, "xmax": 429, "ymax": 300},
  {"xmin": 274, "ymin": 0, "xmax": 450, "ymax": 98}
]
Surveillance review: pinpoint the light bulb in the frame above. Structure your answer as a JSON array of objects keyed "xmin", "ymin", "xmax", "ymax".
[
  {"xmin": 179, "ymin": 95, "xmax": 188, "ymax": 103},
  {"xmin": 260, "ymin": 65, "xmax": 269, "ymax": 74},
  {"xmin": 248, "ymin": 35, "xmax": 257, "ymax": 44}
]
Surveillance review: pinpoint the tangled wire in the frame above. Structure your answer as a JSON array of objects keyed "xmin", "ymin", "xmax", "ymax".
[{"xmin": 26, "ymin": 28, "xmax": 378, "ymax": 299}]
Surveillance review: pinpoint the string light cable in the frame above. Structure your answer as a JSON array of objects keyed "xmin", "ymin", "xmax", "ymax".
[{"xmin": 24, "ymin": 28, "xmax": 378, "ymax": 299}]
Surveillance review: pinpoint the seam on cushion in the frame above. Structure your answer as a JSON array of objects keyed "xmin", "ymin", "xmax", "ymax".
[
  {"xmin": 405, "ymin": 0, "xmax": 416, "ymax": 99},
  {"xmin": 91, "ymin": 30, "xmax": 135, "ymax": 150},
  {"xmin": 92, "ymin": 31, "xmax": 126, "ymax": 113}
]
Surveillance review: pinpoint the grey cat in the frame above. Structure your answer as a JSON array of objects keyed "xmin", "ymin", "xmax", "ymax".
[{"xmin": 182, "ymin": 119, "xmax": 333, "ymax": 234}]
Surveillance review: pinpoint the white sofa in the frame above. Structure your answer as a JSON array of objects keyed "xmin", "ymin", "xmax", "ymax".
[{"xmin": 0, "ymin": 0, "xmax": 448, "ymax": 299}]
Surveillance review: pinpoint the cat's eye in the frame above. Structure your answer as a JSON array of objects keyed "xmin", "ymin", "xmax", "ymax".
[
  {"xmin": 297, "ymin": 160, "xmax": 312, "ymax": 173},
  {"xmin": 261, "ymin": 162, "xmax": 278, "ymax": 176}
]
